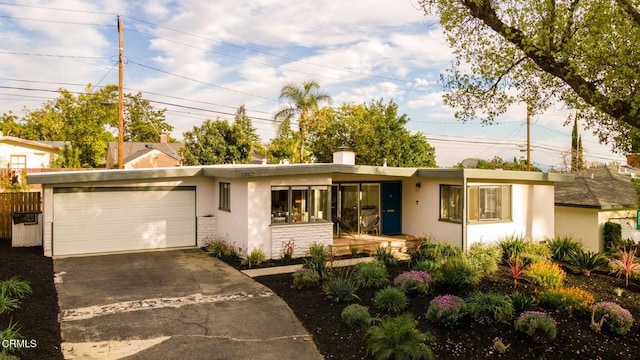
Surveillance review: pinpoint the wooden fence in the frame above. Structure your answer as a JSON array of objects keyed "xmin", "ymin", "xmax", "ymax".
[{"xmin": 0, "ymin": 192, "xmax": 41, "ymax": 239}]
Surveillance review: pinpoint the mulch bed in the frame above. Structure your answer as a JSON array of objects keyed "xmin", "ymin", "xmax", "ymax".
[
  {"xmin": 254, "ymin": 263, "xmax": 640, "ymax": 360},
  {"xmin": 0, "ymin": 240, "xmax": 63, "ymax": 360}
]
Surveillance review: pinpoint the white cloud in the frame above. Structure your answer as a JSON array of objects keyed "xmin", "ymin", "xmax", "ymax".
[{"xmin": 0, "ymin": 0, "xmax": 624, "ymax": 169}]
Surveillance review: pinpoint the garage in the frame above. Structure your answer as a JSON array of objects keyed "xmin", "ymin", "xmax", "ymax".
[{"xmin": 52, "ymin": 186, "xmax": 196, "ymax": 256}]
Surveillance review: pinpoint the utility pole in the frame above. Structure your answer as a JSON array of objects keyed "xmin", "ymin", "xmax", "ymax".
[{"xmin": 117, "ymin": 16, "xmax": 125, "ymax": 169}]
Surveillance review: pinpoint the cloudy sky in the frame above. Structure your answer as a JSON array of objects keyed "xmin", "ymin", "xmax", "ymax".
[{"xmin": 0, "ymin": 0, "xmax": 626, "ymax": 169}]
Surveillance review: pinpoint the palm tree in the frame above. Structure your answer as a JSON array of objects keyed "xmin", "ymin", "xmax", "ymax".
[{"xmin": 274, "ymin": 80, "xmax": 331, "ymax": 163}]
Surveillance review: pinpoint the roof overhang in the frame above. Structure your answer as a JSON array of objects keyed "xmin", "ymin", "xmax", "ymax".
[
  {"xmin": 0, "ymin": 136, "xmax": 63, "ymax": 152},
  {"xmin": 417, "ymin": 168, "xmax": 574, "ymax": 183},
  {"xmin": 27, "ymin": 163, "xmax": 573, "ymax": 185}
]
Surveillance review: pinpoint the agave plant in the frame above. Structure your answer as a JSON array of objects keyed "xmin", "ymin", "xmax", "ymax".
[{"xmin": 567, "ymin": 250, "xmax": 608, "ymax": 277}]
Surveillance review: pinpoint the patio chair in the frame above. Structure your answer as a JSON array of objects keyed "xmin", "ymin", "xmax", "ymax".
[
  {"xmin": 361, "ymin": 214, "xmax": 380, "ymax": 235},
  {"xmin": 332, "ymin": 215, "xmax": 356, "ymax": 237}
]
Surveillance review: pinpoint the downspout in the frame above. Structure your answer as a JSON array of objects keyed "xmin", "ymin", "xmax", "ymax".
[{"xmin": 461, "ymin": 173, "xmax": 468, "ymax": 251}]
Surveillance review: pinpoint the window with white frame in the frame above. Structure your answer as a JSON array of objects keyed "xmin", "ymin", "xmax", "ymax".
[
  {"xmin": 271, "ymin": 185, "xmax": 330, "ymax": 224},
  {"xmin": 219, "ymin": 182, "xmax": 230, "ymax": 211},
  {"xmin": 10, "ymin": 155, "xmax": 26, "ymax": 169}
]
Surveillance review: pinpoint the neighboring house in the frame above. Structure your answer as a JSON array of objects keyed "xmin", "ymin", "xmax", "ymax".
[
  {"xmin": 27, "ymin": 151, "xmax": 571, "ymax": 258},
  {"xmin": 0, "ymin": 136, "xmax": 63, "ymax": 170},
  {"xmin": 555, "ymin": 164, "xmax": 640, "ymax": 252},
  {"xmin": 106, "ymin": 134, "xmax": 182, "ymax": 169}
]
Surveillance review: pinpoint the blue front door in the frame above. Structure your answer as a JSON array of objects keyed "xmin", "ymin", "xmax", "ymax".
[{"xmin": 381, "ymin": 182, "xmax": 402, "ymax": 234}]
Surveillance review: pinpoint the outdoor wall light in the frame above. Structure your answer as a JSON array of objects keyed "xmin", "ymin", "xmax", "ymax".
[
  {"xmin": 415, "ymin": 182, "xmax": 421, "ymax": 188},
  {"xmin": 416, "ymin": 200, "xmax": 419, "ymax": 205}
]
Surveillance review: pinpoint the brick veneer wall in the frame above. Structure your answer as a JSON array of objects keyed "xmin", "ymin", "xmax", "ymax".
[
  {"xmin": 196, "ymin": 216, "xmax": 217, "ymax": 248},
  {"xmin": 44, "ymin": 222, "xmax": 52, "ymax": 257},
  {"xmin": 271, "ymin": 222, "xmax": 333, "ymax": 259}
]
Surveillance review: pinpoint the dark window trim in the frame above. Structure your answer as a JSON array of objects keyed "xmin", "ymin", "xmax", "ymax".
[
  {"xmin": 270, "ymin": 185, "xmax": 331, "ymax": 225},
  {"xmin": 219, "ymin": 182, "xmax": 231, "ymax": 212}
]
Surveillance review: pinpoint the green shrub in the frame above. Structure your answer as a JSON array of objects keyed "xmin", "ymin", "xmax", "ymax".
[
  {"xmin": 412, "ymin": 259, "xmax": 440, "ymax": 273},
  {"xmin": 0, "ymin": 320, "xmax": 23, "ymax": 353},
  {"xmin": 304, "ymin": 242, "xmax": 329, "ymax": 278},
  {"xmin": 292, "ymin": 268, "xmax": 320, "ymax": 289},
  {"xmin": 463, "ymin": 291, "xmax": 514, "ymax": 324},
  {"xmin": 604, "ymin": 221, "xmax": 622, "ymax": 253},
  {"xmin": 353, "ymin": 262, "xmax": 389, "ymax": 288},
  {"xmin": 393, "ymin": 270, "xmax": 432, "ymax": 296},
  {"xmin": 514, "ymin": 311, "xmax": 557, "ymax": 343},
  {"xmin": 241, "ymin": 248, "xmax": 267, "ymax": 268},
  {"xmin": 498, "ymin": 234, "xmax": 528, "ymax": 260},
  {"xmin": 526, "ymin": 261, "xmax": 566, "ymax": 287},
  {"xmin": 434, "ymin": 256, "xmax": 482, "ymax": 291},
  {"xmin": 0, "ymin": 293, "xmax": 19, "ymax": 315},
  {"xmin": 567, "ymin": 250, "xmax": 608, "ymax": 276},
  {"xmin": 425, "ymin": 294, "xmax": 465, "ymax": 328},
  {"xmin": 592, "ymin": 301, "xmax": 634, "ymax": 335},
  {"xmin": 322, "ymin": 270, "xmax": 359, "ymax": 302},
  {"xmin": 206, "ymin": 237, "xmax": 241, "ymax": 261},
  {"xmin": 466, "ymin": 242, "xmax": 501, "ymax": 275},
  {"xmin": 522, "ymin": 242, "xmax": 552, "ymax": 261},
  {"xmin": 545, "ymin": 235, "xmax": 584, "ymax": 262},
  {"xmin": 341, "ymin": 304, "xmax": 373, "ymax": 328},
  {"xmin": 374, "ymin": 287, "xmax": 408, "ymax": 314},
  {"xmin": 0, "ymin": 277, "xmax": 31, "ymax": 300},
  {"xmin": 366, "ymin": 314, "xmax": 434, "ymax": 360},
  {"xmin": 510, "ymin": 291, "xmax": 534, "ymax": 314},
  {"xmin": 537, "ymin": 286, "xmax": 595, "ymax": 315},
  {"xmin": 410, "ymin": 242, "xmax": 461, "ymax": 263},
  {"xmin": 374, "ymin": 246, "xmax": 399, "ymax": 267}
]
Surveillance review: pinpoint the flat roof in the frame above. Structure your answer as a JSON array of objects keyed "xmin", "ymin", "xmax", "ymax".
[{"xmin": 26, "ymin": 163, "xmax": 573, "ymax": 185}]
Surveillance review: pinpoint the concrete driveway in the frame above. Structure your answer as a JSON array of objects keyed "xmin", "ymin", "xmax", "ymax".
[{"xmin": 54, "ymin": 249, "xmax": 323, "ymax": 360}]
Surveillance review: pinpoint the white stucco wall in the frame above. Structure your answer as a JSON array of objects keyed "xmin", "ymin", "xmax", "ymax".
[
  {"xmin": 553, "ymin": 207, "xmax": 640, "ymax": 253},
  {"xmin": 214, "ymin": 174, "xmax": 333, "ymax": 259},
  {"xmin": 554, "ymin": 206, "xmax": 600, "ymax": 252},
  {"xmin": 467, "ymin": 183, "xmax": 555, "ymax": 247},
  {"xmin": 214, "ymin": 178, "xmax": 248, "ymax": 253},
  {"xmin": 0, "ymin": 142, "xmax": 58, "ymax": 168},
  {"xmin": 402, "ymin": 178, "xmax": 463, "ymax": 247}
]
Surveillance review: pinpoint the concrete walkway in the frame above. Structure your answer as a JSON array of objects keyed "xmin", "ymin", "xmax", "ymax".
[
  {"xmin": 241, "ymin": 256, "xmax": 377, "ymax": 277},
  {"xmin": 54, "ymin": 249, "xmax": 323, "ymax": 360}
]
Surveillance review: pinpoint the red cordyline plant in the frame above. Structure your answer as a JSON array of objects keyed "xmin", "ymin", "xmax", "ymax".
[
  {"xmin": 507, "ymin": 257, "xmax": 528, "ymax": 288},
  {"xmin": 610, "ymin": 248, "xmax": 640, "ymax": 287}
]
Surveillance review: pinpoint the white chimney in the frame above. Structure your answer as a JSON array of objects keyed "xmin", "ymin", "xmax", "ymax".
[{"xmin": 333, "ymin": 151, "xmax": 355, "ymax": 165}]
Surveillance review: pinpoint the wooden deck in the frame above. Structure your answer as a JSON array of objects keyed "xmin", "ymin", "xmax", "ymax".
[{"xmin": 329, "ymin": 234, "xmax": 418, "ymax": 259}]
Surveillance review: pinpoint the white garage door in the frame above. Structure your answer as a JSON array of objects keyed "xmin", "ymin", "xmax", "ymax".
[{"xmin": 53, "ymin": 187, "xmax": 196, "ymax": 256}]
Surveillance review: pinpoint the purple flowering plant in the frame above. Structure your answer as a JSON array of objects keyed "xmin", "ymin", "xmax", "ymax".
[
  {"xmin": 514, "ymin": 311, "xmax": 557, "ymax": 343},
  {"xmin": 593, "ymin": 301, "xmax": 634, "ymax": 335},
  {"xmin": 425, "ymin": 294, "xmax": 465, "ymax": 327},
  {"xmin": 394, "ymin": 270, "xmax": 432, "ymax": 295}
]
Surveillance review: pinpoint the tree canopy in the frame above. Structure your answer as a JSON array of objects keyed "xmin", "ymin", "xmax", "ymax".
[
  {"xmin": 419, "ymin": 0, "xmax": 640, "ymax": 152},
  {"xmin": 180, "ymin": 105, "xmax": 261, "ymax": 166},
  {"xmin": 1, "ymin": 84, "xmax": 173, "ymax": 167},
  {"xmin": 307, "ymin": 100, "xmax": 437, "ymax": 167}
]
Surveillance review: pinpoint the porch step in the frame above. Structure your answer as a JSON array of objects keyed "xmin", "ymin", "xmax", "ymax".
[{"xmin": 329, "ymin": 236, "xmax": 411, "ymax": 261}]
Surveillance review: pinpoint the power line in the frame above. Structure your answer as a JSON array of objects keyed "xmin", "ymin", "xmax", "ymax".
[{"xmin": 127, "ymin": 60, "xmax": 277, "ymax": 102}]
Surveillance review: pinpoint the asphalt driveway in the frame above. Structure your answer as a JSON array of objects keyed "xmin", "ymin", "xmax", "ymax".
[{"xmin": 54, "ymin": 249, "xmax": 323, "ymax": 360}]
